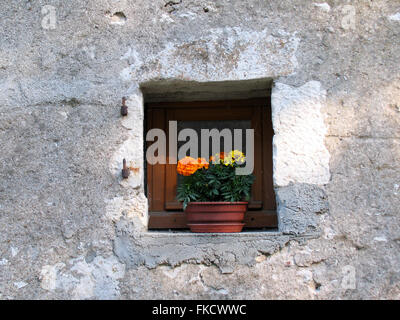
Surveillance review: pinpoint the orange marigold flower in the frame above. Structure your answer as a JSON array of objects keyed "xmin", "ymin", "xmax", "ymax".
[
  {"xmin": 177, "ymin": 157, "xmax": 209, "ymax": 176},
  {"xmin": 178, "ymin": 156, "xmax": 196, "ymax": 166},
  {"xmin": 197, "ymin": 157, "xmax": 209, "ymax": 169},
  {"xmin": 176, "ymin": 157, "xmax": 198, "ymax": 176}
]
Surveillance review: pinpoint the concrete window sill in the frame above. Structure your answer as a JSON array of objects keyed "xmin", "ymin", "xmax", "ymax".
[
  {"xmin": 114, "ymin": 218, "xmax": 321, "ymax": 270},
  {"xmin": 144, "ymin": 230, "xmax": 283, "ymax": 238}
]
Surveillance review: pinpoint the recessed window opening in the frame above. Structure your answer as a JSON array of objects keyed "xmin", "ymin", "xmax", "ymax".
[{"xmin": 142, "ymin": 79, "xmax": 277, "ymax": 231}]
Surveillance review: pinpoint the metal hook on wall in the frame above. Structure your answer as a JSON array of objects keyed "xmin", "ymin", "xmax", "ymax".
[
  {"xmin": 122, "ymin": 158, "xmax": 130, "ymax": 179},
  {"xmin": 120, "ymin": 97, "xmax": 128, "ymax": 116}
]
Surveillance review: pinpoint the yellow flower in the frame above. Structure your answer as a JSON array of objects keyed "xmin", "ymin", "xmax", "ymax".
[
  {"xmin": 212, "ymin": 150, "xmax": 246, "ymax": 166},
  {"xmin": 222, "ymin": 156, "xmax": 234, "ymax": 166},
  {"xmin": 231, "ymin": 150, "xmax": 246, "ymax": 165}
]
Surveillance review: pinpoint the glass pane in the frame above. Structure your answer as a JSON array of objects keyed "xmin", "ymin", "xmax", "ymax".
[{"xmin": 176, "ymin": 120, "xmax": 251, "ymax": 187}]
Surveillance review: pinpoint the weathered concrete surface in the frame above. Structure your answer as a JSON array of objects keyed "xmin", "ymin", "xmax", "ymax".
[
  {"xmin": 276, "ymin": 183, "xmax": 329, "ymax": 236},
  {"xmin": 272, "ymin": 81, "xmax": 330, "ymax": 187},
  {"xmin": 0, "ymin": 0, "xmax": 399, "ymax": 300},
  {"xmin": 114, "ymin": 217, "xmax": 293, "ymax": 273}
]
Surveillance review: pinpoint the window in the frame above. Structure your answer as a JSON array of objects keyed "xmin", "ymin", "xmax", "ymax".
[{"xmin": 145, "ymin": 98, "xmax": 277, "ymax": 229}]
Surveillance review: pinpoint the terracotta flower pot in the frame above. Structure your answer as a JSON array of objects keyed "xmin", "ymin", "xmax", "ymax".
[{"xmin": 185, "ymin": 202, "xmax": 248, "ymax": 233}]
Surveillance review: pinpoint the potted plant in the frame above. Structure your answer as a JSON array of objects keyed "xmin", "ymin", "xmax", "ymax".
[{"xmin": 176, "ymin": 151, "xmax": 254, "ymax": 233}]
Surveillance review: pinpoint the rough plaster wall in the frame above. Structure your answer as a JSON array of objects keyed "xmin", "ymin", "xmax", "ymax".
[
  {"xmin": 272, "ymin": 81, "xmax": 330, "ymax": 187},
  {"xmin": 0, "ymin": 0, "xmax": 399, "ymax": 300},
  {"xmin": 272, "ymin": 81, "xmax": 331, "ymax": 235}
]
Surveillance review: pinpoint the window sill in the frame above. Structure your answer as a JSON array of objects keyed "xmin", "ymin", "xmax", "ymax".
[
  {"xmin": 141, "ymin": 230, "xmax": 320, "ymax": 242},
  {"xmin": 144, "ymin": 229, "xmax": 282, "ymax": 237},
  {"xmin": 114, "ymin": 218, "xmax": 321, "ymax": 270}
]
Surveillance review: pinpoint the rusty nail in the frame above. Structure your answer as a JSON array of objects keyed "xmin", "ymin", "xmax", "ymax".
[
  {"xmin": 122, "ymin": 158, "xmax": 130, "ymax": 179},
  {"xmin": 120, "ymin": 97, "xmax": 128, "ymax": 116}
]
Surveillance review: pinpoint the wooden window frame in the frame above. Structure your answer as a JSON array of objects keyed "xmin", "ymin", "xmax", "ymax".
[{"xmin": 145, "ymin": 98, "xmax": 277, "ymax": 229}]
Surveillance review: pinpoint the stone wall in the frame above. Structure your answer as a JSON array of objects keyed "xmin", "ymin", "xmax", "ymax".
[{"xmin": 0, "ymin": 0, "xmax": 399, "ymax": 299}]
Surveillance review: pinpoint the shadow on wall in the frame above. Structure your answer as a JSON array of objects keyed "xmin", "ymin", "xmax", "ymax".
[
  {"xmin": 322, "ymin": 77, "xmax": 400, "ymax": 298},
  {"xmin": 140, "ymin": 78, "xmax": 273, "ymax": 102}
]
